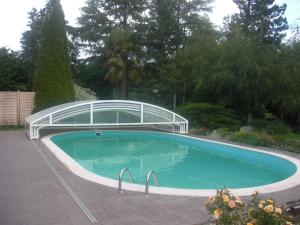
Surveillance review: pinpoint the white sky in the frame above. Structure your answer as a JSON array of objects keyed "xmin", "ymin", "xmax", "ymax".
[{"xmin": 0, "ymin": 0, "xmax": 299, "ymax": 51}]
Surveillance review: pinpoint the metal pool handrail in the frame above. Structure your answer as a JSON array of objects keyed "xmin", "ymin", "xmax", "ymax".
[
  {"xmin": 118, "ymin": 168, "xmax": 134, "ymax": 193},
  {"xmin": 145, "ymin": 170, "xmax": 159, "ymax": 197}
]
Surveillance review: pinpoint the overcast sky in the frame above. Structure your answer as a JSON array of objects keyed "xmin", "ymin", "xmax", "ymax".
[{"xmin": 0, "ymin": 0, "xmax": 299, "ymax": 51}]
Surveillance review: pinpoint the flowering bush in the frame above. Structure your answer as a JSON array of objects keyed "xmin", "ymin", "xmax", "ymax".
[
  {"xmin": 73, "ymin": 82, "xmax": 97, "ymax": 101},
  {"xmin": 206, "ymin": 189, "xmax": 296, "ymax": 225}
]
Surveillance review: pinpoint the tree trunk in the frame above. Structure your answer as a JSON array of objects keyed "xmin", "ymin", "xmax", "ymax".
[
  {"xmin": 182, "ymin": 82, "xmax": 186, "ymax": 105},
  {"xmin": 173, "ymin": 92, "xmax": 177, "ymax": 110},
  {"xmin": 247, "ymin": 112, "xmax": 252, "ymax": 126},
  {"xmin": 121, "ymin": 65, "xmax": 129, "ymax": 100}
]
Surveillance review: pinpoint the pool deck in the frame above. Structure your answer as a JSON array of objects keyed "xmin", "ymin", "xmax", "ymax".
[{"xmin": 1, "ymin": 130, "xmax": 300, "ymax": 225}]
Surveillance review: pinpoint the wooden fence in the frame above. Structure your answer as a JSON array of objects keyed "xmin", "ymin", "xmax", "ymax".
[{"xmin": 0, "ymin": 91, "xmax": 35, "ymax": 126}]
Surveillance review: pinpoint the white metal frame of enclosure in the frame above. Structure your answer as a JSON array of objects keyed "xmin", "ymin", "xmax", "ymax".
[{"xmin": 25, "ymin": 100, "xmax": 188, "ymax": 139}]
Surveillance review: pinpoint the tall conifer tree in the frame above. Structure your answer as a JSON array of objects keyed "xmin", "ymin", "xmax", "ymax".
[
  {"xmin": 33, "ymin": 0, "xmax": 74, "ymax": 110},
  {"xmin": 231, "ymin": 0, "xmax": 288, "ymax": 45}
]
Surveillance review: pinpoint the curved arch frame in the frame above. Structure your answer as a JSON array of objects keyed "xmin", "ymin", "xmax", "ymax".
[{"xmin": 25, "ymin": 100, "xmax": 189, "ymax": 139}]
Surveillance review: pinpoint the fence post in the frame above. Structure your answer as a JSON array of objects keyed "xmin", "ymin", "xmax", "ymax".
[{"xmin": 17, "ymin": 90, "xmax": 20, "ymax": 126}]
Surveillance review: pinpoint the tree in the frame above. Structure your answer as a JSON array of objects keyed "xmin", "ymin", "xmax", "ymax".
[
  {"xmin": 231, "ymin": 0, "xmax": 288, "ymax": 45},
  {"xmin": 175, "ymin": 21, "xmax": 220, "ymax": 104},
  {"xmin": 268, "ymin": 42, "xmax": 300, "ymax": 125},
  {"xmin": 213, "ymin": 31, "xmax": 270, "ymax": 125},
  {"xmin": 78, "ymin": 0, "xmax": 146, "ymax": 99},
  {"xmin": 33, "ymin": 0, "xmax": 74, "ymax": 110},
  {"xmin": 0, "ymin": 48, "xmax": 27, "ymax": 91},
  {"xmin": 145, "ymin": 0, "xmax": 213, "ymax": 108},
  {"xmin": 104, "ymin": 28, "xmax": 142, "ymax": 98},
  {"xmin": 216, "ymin": 0, "xmax": 288, "ymax": 125},
  {"xmin": 21, "ymin": 8, "xmax": 46, "ymax": 91}
]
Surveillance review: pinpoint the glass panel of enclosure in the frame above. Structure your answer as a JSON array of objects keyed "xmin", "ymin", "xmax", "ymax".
[
  {"xmin": 52, "ymin": 104, "xmax": 91, "ymax": 124},
  {"xmin": 93, "ymin": 109, "xmax": 140, "ymax": 124},
  {"xmin": 25, "ymin": 100, "xmax": 188, "ymax": 139}
]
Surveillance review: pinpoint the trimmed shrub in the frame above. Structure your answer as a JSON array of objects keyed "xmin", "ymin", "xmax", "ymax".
[
  {"xmin": 33, "ymin": 0, "xmax": 74, "ymax": 110},
  {"xmin": 252, "ymin": 119, "xmax": 291, "ymax": 135},
  {"xmin": 177, "ymin": 102, "xmax": 243, "ymax": 130}
]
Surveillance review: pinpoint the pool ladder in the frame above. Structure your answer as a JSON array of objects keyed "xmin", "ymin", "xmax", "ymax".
[
  {"xmin": 145, "ymin": 170, "xmax": 159, "ymax": 197},
  {"xmin": 118, "ymin": 168, "xmax": 134, "ymax": 193},
  {"xmin": 118, "ymin": 168, "xmax": 159, "ymax": 196}
]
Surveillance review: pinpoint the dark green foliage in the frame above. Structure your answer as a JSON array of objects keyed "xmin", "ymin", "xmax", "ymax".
[
  {"xmin": 20, "ymin": 8, "xmax": 47, "ymax": 91},
  {"xmin": 272, "ymin": 133, "xmax": 300, "ymax": 153},
  {"xmin": 0, "ymin": 48, "xmax": 27, "ymax": 91},
  {"xmin": 33, "ymin": 0, "xmax": 74, "ymax": 110},
  {"xmin": 105, "ymin": 28, "xmax": 142, "ymax": 99},
  {"xmin": 229, "ymin": 131, "xmax": 274, "ymax": 147},
  {"xmin": 216, "ymin": 130, "xmax": 300, "ymax": 153},
  {"xmin": 74, "ymin": 56, "xmax": 113, "ymax": 99},
  {"xmin": 146, "ymin": 0, "xmax": 213, "ymax": 59},
  {"xmin": 231, "ymin": 0, "xmax": 288, "ymax": 45},
  {"xmin": 177, "ymin": 102, "xmax": 243, "ymax": 130},
  {"xmin": 19, "ymin": 0, "xmax": 299, "ymax": 128},
  {"xmin": 77, "ymin": 0, "xmax": 147, "ymax": 99},
  {"xmin": 175, "ymin": 24, "xmax": 219, "ymax": 104},
  {"xmin": 213, "ymin": 30, "xmax": 270, "ymax": 125},
  {"xmin": 145, "ymin": 0, "xmax": 213, "ymax": 108},
  {"xmin": 268, "ymin": 42, "xmax": 300, "ymax": 125},
  {"xmin": 216, "ymin": 0, "xmax": 289, "ymax": 125},
  {"xmin": 252, "ymin": 119, "xmax": 292, "ymax": 135}
]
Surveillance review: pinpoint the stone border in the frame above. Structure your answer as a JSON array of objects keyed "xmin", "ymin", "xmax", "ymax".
[{"xmin": 42, "ymin": 130, "xmax": 300, "ymax": 197}]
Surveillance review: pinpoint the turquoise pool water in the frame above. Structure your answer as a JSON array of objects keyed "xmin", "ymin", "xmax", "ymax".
[{"xmin": 51, "ymin": 131, "xmax": 297, "ymax": 189}]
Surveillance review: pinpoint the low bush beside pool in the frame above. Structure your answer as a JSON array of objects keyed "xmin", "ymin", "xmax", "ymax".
[
  {"xmin": 178, "ymin": 102, "xmax": 300, "ymax": 153},
  {"xmin": 206, "ymin": 189, "xmax": 298, "ymax": 225}
]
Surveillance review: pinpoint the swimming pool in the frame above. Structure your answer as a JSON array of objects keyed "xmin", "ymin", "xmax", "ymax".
[{"xmin": 43, "ymin": 130, "xmax": 300, "ymax": 196}]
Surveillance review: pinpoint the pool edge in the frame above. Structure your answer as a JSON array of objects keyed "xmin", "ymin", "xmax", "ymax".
[{"xmin": 41, "ymin": 130, "xmax": 300, "ymax": 197}]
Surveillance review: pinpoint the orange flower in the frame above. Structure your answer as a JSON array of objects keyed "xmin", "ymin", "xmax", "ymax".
[
  {"xmin": 258, "ymin": 203, "xmax": 264, "ymax": 209},
  {"xmin": 264, "ymin": 204, "xmax": 274, "ymax": 213},
  {"xmin": 213, "ymin": 208, "xmax": 222, "ymax": 219},
  {"xmin": 222, "ymin": 194, "xmax": 230, "ymax": 202},
  {"xmin": 275, "ymin": 207, "xmax": 282, "ymax": 215}
]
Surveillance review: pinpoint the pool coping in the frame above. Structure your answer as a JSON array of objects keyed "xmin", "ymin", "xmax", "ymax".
[{"xmin": 42, "ymin": 130, "xmax": 300, "ymax": 197}]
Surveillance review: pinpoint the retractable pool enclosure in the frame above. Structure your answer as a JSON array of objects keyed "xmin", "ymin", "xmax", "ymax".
[{"xmin": 25, "ymin": 100, "xmax": 189, "ymax": 139}]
